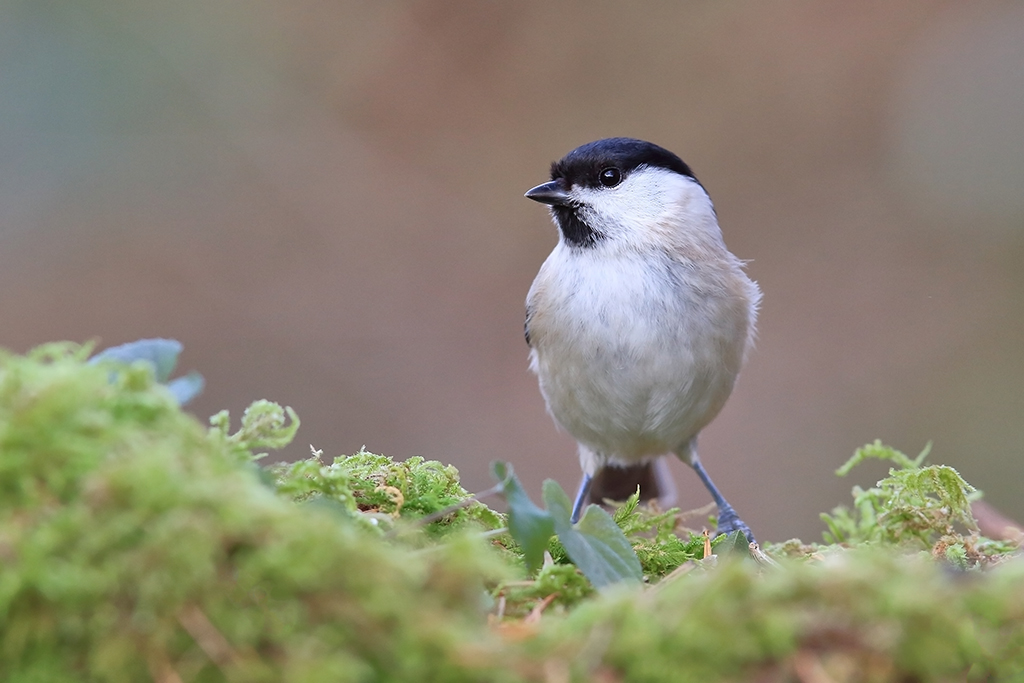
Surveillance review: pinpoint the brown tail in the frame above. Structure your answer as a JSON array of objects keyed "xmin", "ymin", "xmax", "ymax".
[{"xmin": 587, "ymin": 459, "xmax": 677, "ymax": 508}]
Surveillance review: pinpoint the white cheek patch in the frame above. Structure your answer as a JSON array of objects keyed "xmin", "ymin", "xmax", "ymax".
[{"xmin": 571, "ymin": 168, "xmax": 712, "ymax": 244}]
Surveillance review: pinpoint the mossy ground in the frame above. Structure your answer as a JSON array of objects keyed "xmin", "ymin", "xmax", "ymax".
[{"xmin": 0, "ymin": 344, "xmax": 1021, "ymax": 681}]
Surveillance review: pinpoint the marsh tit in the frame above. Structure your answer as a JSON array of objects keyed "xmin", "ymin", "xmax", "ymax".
[{"xmin": 524, "ymin": 137, "xmax": 760, "ymax": 541}]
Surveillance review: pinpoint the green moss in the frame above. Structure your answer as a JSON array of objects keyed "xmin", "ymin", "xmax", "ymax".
[
  {"xmin": 496, "ymin": 563, "xmax": 594, "ymax": 619},
  {"xmin": 609, "ymin": 492, "xmax": 713, "ymax": 577},
  {"xmin": 1, "ymin": 344, "xmax": 1023, "ymax": 682},
  {"xmin": 536, "ymin": 551, "xmax": 1024, "ymax": 681},
  {"xmin": 274, "ymin": 450, "xmax": 503, "ymax": 538},
  {"xmin": 0, "ymin": 344, "xmax": 512, "ymax": 682},
  {"xmin": 820, "ymin": 440, "xmax": 1018, "ymax": 564}
]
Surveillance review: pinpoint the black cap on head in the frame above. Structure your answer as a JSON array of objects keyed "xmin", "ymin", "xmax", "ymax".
[{"xmin": 549, "ymin": 137, "xmax": 697, "ymax": 189}]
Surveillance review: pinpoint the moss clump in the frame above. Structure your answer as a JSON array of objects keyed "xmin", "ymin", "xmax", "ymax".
[
  {"xmin": 533, "ymin": 550, "xmax": 1024, "ymax": 682},
  {"xmin": 0, "ymin": 344, "xmax": 512, "ymax": 681},
  {"xmin": 1, "ymin": 343, "xmax": 1023, "ymax": 682},
  {"xmin": 820, "ymin": 440, "xmax": 1018, "ymax": 566},
  {"xmin": 273, "ymin": 449, "xmax": 504, "ymax": 538}
]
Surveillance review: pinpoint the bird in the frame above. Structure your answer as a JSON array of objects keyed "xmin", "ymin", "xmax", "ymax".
[{"xmin": 523, "ymin": 137, "xmax": 760, "ymax": 541}]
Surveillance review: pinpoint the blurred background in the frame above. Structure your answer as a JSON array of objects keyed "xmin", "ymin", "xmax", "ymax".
[{"xmin": 1, "ymin": 0, "xmax": 1022, "ymax": 541}]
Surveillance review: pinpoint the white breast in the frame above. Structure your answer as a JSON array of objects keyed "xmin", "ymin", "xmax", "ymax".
[{"xmin": 527, "ymin": 241, "xmax": 755, "ymax": 469}]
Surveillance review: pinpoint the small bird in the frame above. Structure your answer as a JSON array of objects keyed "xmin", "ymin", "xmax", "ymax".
[{"xmin": 524, "ymin": 137, "xmax": 760, "ymax": 541}]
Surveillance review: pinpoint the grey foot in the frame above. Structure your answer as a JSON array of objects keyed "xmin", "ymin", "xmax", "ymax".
[{"xmin": 716, "ymin": 507, "xmax": 756, "ymax": 544}]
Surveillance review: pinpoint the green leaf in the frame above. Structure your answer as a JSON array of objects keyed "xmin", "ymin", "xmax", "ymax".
[
  {"xmin": 543, "ymin": 479, "xmax": 643, "ymax": 589},
  {"xmin": 491, "ymin": 462, "xmax": 554, "ymax": 574},
  {"xmin": 711, "ymin": 530, "xmax": 749, "ymax": 559}
]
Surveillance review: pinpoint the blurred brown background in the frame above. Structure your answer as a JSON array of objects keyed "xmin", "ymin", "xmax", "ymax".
[{"xmin": 1, "ymin": 1, "xmax": 1022, "ymax": 541}]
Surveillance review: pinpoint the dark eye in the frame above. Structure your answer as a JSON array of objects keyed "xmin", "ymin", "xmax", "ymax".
[{"xmin": 599, "ymin": 167, "xmax": 622, "ymax": 187}]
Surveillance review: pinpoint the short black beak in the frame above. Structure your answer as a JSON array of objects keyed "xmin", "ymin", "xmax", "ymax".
[{"xmin": 524, "ymin": 179, "xmax": 570, "ymax": 206}]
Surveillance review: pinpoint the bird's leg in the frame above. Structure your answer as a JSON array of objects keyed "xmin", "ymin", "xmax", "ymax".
[
  {"xmin": 570, "ymin": 472, "xmax": 594, "ymax": 524},
  {"xmin": 688, "ymin": 454, "xmax": 755, "ymax": 543}
]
